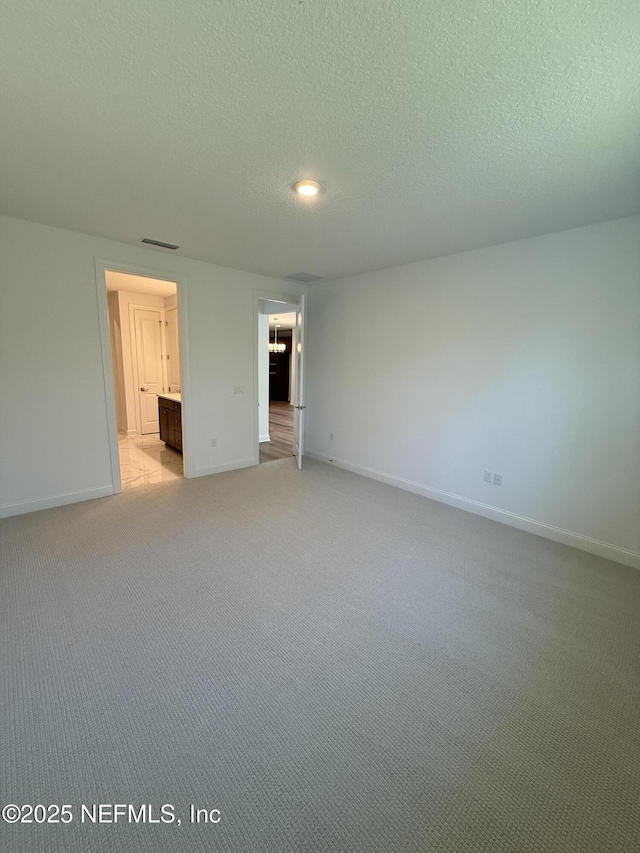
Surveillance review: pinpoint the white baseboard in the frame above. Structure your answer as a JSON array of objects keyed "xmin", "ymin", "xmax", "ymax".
[
  {"xmin": 126, "ymin": 428, "xmax": 137, "ymax": 437},
  {"xmin": 0, "ymin": 485, "xmax": 115, "ymax": 519},
  {"xmin": 305, "ymin": 451, "xmax": 640, "ymax": 570},
  {"xmin": 259, "ymin": 434, "xmax": 271, "ymax": 443},
  {"xmin": 192, "ymin": 458, "xmax": 255, "ymax": 478}
]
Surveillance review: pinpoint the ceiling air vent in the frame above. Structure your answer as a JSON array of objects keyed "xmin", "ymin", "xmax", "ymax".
[
  {"xmin": 141, "ymin": 237, "xmax": 179, "ymax": 250},
  {"xmin": 285, "ymin": 272, "xmax": 324, "ymax": 283}
]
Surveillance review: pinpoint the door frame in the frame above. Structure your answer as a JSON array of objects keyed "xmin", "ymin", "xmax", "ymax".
[
  {"xmin": 95, "ymin": 258, "xmax": 192, "ymax": 494},
  {"xmin": 252, "ymin": 288, "xmax": 305, "ymax": 467},
  {"xmin": 293, "ymin": 293, "xmax": 306, "ymax": 469}
]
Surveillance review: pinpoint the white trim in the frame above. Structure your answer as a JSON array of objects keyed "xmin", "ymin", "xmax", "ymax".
[
  {"xmin": 259, "ymin": 433, "xmax": 271, "ymax": 443},
  {"xmin": 294, "ymin": 293, "xmax": 306, "ymax": 470},
  {"xmin": 126, "ymin": 428, "xmax": 137, "ymax": 437},
  {"xmin": 0, "ymin": 486, "xmax": 115, "ymax": 518},
  {"xmin": 192, "ymin": 458, "xmax": 255, "ymax": 477},
  {"xmin": 176, "ymin": 282, "xmax": 193, "ymax": 479},
  {"xmin": 94, "ymin": 260, "xmax": 123, "ymax": 494},
  {"xmin": 305, "ymin": 452, "xmax": 640, "ymax": 570}
]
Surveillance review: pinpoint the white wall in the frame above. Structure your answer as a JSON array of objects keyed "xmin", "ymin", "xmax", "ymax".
[
  {"xmin": 305, "ymin": 217, "xmax": 640, "ymax": 567},
  {"xmin": 0, "ymin": 216, "xmax": 305, "ymax": 515},
  {"xmin": 258, "ymin": 313, "xmax": 270, "ymax": 441}
]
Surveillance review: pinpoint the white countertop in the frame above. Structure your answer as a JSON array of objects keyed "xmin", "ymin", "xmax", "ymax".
[{"xmin": 157, "ymin": 392, "xmax": 181, "ymax": 402}]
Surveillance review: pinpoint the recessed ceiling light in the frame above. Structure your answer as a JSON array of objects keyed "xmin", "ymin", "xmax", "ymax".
[{"xmin": 294, "ymin": 180, "xmax": 321, "ymax": 198}]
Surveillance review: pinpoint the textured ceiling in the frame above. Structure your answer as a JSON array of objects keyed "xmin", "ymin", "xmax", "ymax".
[{"xmin": 1, "ymin": 1, "xmax": 638, "ymax": 280}]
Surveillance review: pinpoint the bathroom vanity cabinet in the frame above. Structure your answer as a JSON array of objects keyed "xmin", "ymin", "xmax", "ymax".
[{"xmin": 158, "ymin": 396, "xmax": 182, "ymax": 452}]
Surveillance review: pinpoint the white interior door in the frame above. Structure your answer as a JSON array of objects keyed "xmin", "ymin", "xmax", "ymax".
[
  {"xmin": 293, "ymin": 294, "xmax": 306, "ymax": 469},
  {"xmin": 166, "ymin": 306, "xmax": 181, "ymax": 392},
  {"xmin": 133, "ymin": 307, "xmax": 164, "ymax": 434}
]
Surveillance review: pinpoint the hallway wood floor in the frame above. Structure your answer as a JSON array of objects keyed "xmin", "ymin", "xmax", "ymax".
[{"xmin": 259, "ymin": 401, "xmax": 294, "ymax": 463}]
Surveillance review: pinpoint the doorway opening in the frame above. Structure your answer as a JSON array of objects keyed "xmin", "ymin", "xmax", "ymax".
[
  {"xmin": 105, "ymin": 270, "xmax": 184, "ymax": 489},
  {"xmin": 257, "ymin": 301, "xmax": 299, "ymax": 464}
]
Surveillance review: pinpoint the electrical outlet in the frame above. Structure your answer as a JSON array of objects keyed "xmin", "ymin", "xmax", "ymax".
[
  {"xmin": 484, "ymin": 470, "xmax": 493, "ymax": 483},
  {"xmin": 233, "ymin": 385, "xmax": 244, "ymax": 395},
  {"xmin": 329, "ymin": 432, "xmax": 334, "ymax": 441},
  {"xmin": 493, "ymin": 473, "xmax": 502, "ymax": 486},
  {"xmin": 211, "ymin": 438, "xmax": 217, "ymax": 447}
]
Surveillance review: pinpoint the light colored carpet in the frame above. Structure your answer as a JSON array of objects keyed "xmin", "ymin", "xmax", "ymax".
[{"xmin": 1, "ymin": 458, "xmax": 639, "ymax": 852}]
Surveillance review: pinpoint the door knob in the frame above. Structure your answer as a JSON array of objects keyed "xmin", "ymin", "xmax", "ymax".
[{"xmin": 140, "ymin": 386, "xmax": 150, "ymax": 391}]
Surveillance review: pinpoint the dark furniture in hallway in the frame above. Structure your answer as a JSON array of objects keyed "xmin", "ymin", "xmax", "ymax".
[{"xmin": 269, "ymin": 352, "xmax": 291, "ymax": 402}]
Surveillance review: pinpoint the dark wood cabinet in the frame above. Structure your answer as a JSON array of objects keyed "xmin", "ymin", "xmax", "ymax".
[
  {"xmin": 269, "ymin": 352, "xmax": 290, "ymax": 401},
  {"xmin": 268, "ymin": 327, "xmax": 292, "ymax": 402},
  {"xmin": 158, "ymin": 396, "xmax": 182, "ymax": 452}
]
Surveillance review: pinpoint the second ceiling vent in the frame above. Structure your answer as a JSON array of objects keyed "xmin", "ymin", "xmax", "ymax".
[{"xmin": 285, "ymin": 272, "xmax": 324, "ymax": 283}]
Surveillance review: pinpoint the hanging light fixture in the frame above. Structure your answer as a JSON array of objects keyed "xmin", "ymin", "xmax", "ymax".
[{"xmin": 269, "ymin": 321, "xmax": 286, "ymax": 353}]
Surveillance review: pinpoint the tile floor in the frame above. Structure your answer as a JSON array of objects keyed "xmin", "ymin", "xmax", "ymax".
[{"xmin": 118, "ymin": 432, "xmax": 183, "ymax": 489}]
